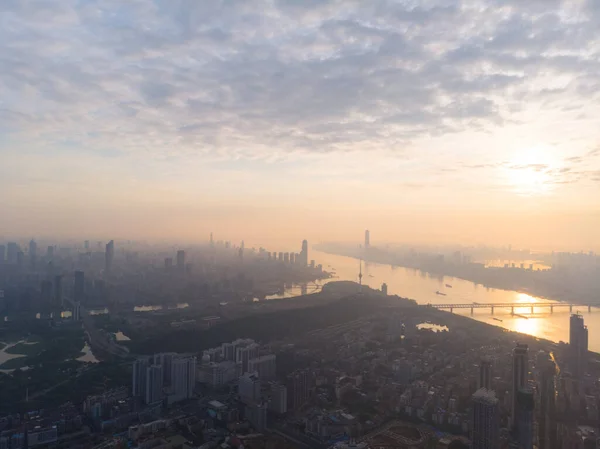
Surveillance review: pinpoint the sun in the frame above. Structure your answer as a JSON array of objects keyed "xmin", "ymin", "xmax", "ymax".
[{"xmin": 505, "ymin": 146, "xmax": 558, "ymax": 195}]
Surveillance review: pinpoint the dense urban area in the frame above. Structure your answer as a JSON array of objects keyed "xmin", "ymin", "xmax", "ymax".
[{"xmin": 0, "ymin": 236, "xmax": 599, "ymax": 449}]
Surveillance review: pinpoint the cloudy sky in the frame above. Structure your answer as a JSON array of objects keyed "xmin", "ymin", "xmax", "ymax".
[{"xmin": 1, "ymin": 0, "xmax": 599, "ymax": 249}]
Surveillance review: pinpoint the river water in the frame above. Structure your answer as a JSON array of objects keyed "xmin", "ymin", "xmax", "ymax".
[{"xmin": 282, "ymin": 250, "xmax": 600, "ymax": 351}]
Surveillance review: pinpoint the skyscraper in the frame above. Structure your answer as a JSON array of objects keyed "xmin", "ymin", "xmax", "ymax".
[
  {"xmin": 132, "ymin": 358, "xmax": 150, "ymax": 398},
  {"xmin": 512, "ymin": 343, "xmax": 529, "ymax": 430},
  {"xmin": 145, "ymin": 364, "xmax": 163, "ymax": 404},
  {"xmin": 29, "ymin": 239, "xmax": 37, "ymax": 268},
  {"xmin": 105, "ymin": 240, "xmax": 114, "ymax": 273},
  {"xmin": 515, "ymin": 388, "xmax": 534, "ymax": 449},
  {"xmin": 176, "ymin": 250, "xmax": 185, "ymax": 273},
  {"xmin": 569, "ymin": 314, "xmax": 588, "ymax": 378},
  {"xmin": 84, "ymin": 240, "xmax": 90, "ymax": 251},
  {"xmin": 479, "ymin": 357, "xmax": 493, "ymax": 390},
  {"xmin": 54, "ymin": 275, "xmax": 63, "ymax": 307},
  {"xmin": 170, "ymin": 356, "xmax": 196, "ymax": 401},
  {"xmin": 538, "ymin": 353, "xmax": 557, "ymax": 449},
  {"xmin": 365, "ymin": 230, "xmax": 370, "ymax": 249},
  {"xmin": 0, "ymin": 245, "xmax": 5, "ymax": 263},
  {"xmin": 154, "ymin": 352, "xmax": 175, "ymax": 386},
  {"xmin": 287, "ymin": 370, "xmax": 310, "ymax": 411},
  {"xmin": 471, "ymin": 388, "xmax": 499, "ymax": 449},
  {"xmin": 47, "ymin": 245, "xmax": 54, "ymax": 261},
  {"xmin": 300, "ymin": 240, "xmax": 308, "ymax": 267},
  {"xmin": 74, "ymin": 271, "xmax": 85, "ymax": 303}
]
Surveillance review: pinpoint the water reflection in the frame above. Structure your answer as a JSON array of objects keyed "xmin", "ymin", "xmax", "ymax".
[
  {"xmin": 295, "ymin": 250, "xmax": 600, "ymax": 352},
  {"xmin": 114, "ymin": 331, "xmax": 130, "ymax": 341},
  {"xmin": 417, "ymin": 323, "xmax": 449, "ymax": 332},
  {"xmin": 77, "ymin": 343, "xmax": 99, "ymax": 363}
]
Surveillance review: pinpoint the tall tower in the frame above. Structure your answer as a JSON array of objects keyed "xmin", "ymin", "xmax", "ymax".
[
  {"xmin": 569, "ymin": 314, "xmax": 588, "ymax": 378},
  {"xmin": 364, "ymin": 230, "xmax": 370, "ymax": 249},
  {"xmin": 471, "ymin": 388, "xmax": 499, "ymax": 449},
  {"xmin": 132, "ymin": 357, "xmax": 149, "ymax": 398},
  {"xmin": 538, "ymin": 352, "xmax": 557, "ymax": 449},
  {"xmin": 479, "ymin": 357, "xmax": 493, "ymax": 390},
  {"xmin": 74, "ymin": 270, "xmax": 85, "ymax": 303},
  {"xmin": 176, "ymin": 250, "xmax": 185, "ymax": 273},
  {"xmin": 511, "ymin": 343, "xmax": 529, "ymax": 430},
  {"xmin": 300, "ymin": 240, "xmax": 308, "ymax": 267},
  {"xmin": 105, "ymin": 240, "xmax": 114, "ymax": 274},
  {"xmin": 516, "ymin": 388, "xmax": 534, "ymax": 449},
  {"xmin": 145, "ymin": 364, "xmax": 163, "ymax": 404},
  {"xmin": 54, "ymin": 275, "xmax": 63, "ymax": 308},
  {"xmin": 29, "ymin": 239, "xmax": 37, "ymax": 269},
  {"xmin": 358, "ymin": 259, "xmax": 363, "ymax": 286}
]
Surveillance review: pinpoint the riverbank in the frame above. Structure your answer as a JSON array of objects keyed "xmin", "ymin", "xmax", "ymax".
[{"xmin": 314, "ymin": 245, "xmax": 590, "ymax": 306}]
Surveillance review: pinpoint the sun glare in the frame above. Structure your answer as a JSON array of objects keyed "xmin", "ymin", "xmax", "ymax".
[{"xmin": 505, "ymin": 146, "xmax": 558, "ymax": 195}]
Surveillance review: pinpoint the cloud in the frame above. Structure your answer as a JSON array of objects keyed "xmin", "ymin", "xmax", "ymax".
[{"xmin": 0, "ymin": 0, "xmax": 599, "ymax": 163}]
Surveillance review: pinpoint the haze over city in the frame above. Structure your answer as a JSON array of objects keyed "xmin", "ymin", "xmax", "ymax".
[
  {"xmin": 1, "ymin": 0, "xmax": 600, "ymax": 250},
  {"xmin": 4, "ymin": 2, "xmax": 600, "ymax": 449}
]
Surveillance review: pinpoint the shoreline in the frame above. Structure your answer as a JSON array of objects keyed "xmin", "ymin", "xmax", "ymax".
[{"xmin": 315, "ymin": 248, "xmax": 587, "ymax": 306}]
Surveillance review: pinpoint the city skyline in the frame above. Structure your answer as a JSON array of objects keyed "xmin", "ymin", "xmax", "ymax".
[{"xmin": 1, "ymin": 1, "xmax": 600, "ymax": 250}]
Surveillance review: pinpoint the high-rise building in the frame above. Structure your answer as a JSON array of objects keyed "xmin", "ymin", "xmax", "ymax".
[
  {"xmin": 176, "ymin": 250, "xmax": 185, "ymax": 273},
  {"xmin": 236, "ymin": 342, "xmax": 260, "ymax": 373},
  {"xmin": 54, "ymin": 275, "xmax": 63, "ymax": 307},
  {"xmin": 287, "ymin": 370, "xmax": 310, "ymax": 411},
  {"xmin": 269, "ymin": 382, "xmax": 288, "ymax": 414},
  {"xmin": 210, "ymin": 232, "xmax": 214, "ymax": 246},
  {"xmin": 29, "ymin": 239, "xmax": 37, "ymax": 268},
  {"xmin": 569, "ymin": 314, "xmax": 588, "ymax": 378},
  {"xmin": 365, "ymin": 230, "xmax": 370, "ymax": 249},
  {"xmin": 0, "ymin": 245, "xmax": 5, "ymax": 263},
  {"xmin": 479, "ymin": 357, "xmax": 493, "ymax": 390},
  {"xmin": 248, "ymin": 354, "xmax": 276, "ymax": 380},
  {"xmin": 239, "ymin": 372, "xmax": 261, "ymax": 404},
  {"xmin": 145, "ymin": 365, "xmax": 163, "ymax": 404},
  {"xmin": 105, "ymin": 240, "xmax": 114, "ymax": 273},
  {"xmin": 283, "ymin": 252, "xmax": 289, "ymax": 264},
  {"xmin": 245, "ymin": 402, "xmax": 267, "ymax": 431},
  {"xmin": 537, "ymin": 353, "xmax": 557, "ymax": 449},
  {"xmin": 300, "ymin": 240, "xmax": 308, "ymax": 266},
  {"xmin": 47, "ymin": 245, "xmax": 54, "ymax": 261},
  {"xmin": 515, "ymin": 388, "xmax": 534, "ymax": 449},
  {"xmin": 170, "ymin": 356, "xmax": 196, "ymax": 401},
  {"xmin": 471, "ymin": 388, "xmax": 499, "ymax": 449},
  {"xmin": 164, "ymin": 257, "xmax": 173, "ymax": 271},
  {"xmin": 6, "ymin": 242, "xmax": 18, "ymax": 264},
  {"xmin": 84, "ymin": 240, "xmax": 90, "ymax": 251},
  {"xmin": 72, "ymin": 302, "xmax": 81, "ymax": 321},
  {"xmin": 512, "ymin": 343, "xmax": 529, "ymax": 430},
  {"xmin": 74, "ymin": 271, "xmax": 85, "ymax": 303},
  {"xmin": 132, "ymin": 358, "xmax": 149, "ymax": 399},
  {"xmin": 16, "ymin": 251, "xmax": 24, "ymax": 267}
]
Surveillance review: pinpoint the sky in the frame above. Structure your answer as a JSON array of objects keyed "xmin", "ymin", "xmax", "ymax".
[{"xmin": 1, "ymin": 0, "xmax": 600, "ymax": 250}]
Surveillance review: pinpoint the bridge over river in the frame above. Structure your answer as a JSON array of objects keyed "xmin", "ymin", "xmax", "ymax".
[{"xmin": 427, "ymin": 302, "xmax": 595, "ymax": 314}]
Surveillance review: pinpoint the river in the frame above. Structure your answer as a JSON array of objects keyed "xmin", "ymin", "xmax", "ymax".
[{"xmin": 276, "ymin": 250, "xmax": 600, "ymax": 351}]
